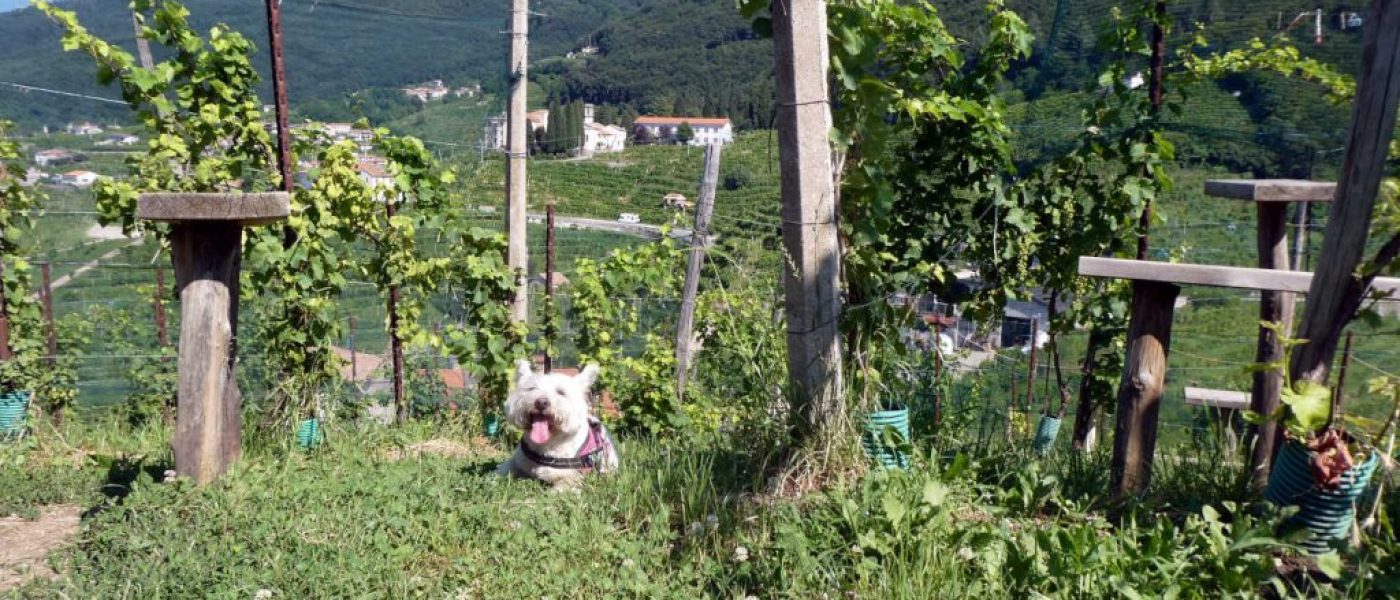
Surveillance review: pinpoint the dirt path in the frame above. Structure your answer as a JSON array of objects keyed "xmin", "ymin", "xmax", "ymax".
[{"xmin": 0, "ymin": 505, "xmax": 81, "ymax": 593}]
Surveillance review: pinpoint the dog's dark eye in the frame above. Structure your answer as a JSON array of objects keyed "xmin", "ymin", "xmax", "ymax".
[{"xmin": 555, "ymin": 386, "xmax": 566, "ymax": 396}]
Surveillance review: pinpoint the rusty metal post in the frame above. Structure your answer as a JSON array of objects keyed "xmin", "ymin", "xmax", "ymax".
[
  {"xmin": 1136, "ymin": 1, "xmax": 1167, "ymax": 261},
  {"xmin": 386, "ymin": 199, "xmax": 407, "ymax": 424},
  {"xmin": 39, "ymin": 262, "xmax": 56, "ymax": 366},
  {"xmin": 264, "ymin": 0, "xmax": 297, "ymax": 248},
  {"xmin": 0, "ymin": 260, "xmax": 10, "ymax": 362},
  {"xmin": 155, "ymin": 266, "xmax": 169, "ymax": 347},
  {"xmin": 543, "ymin": 202, "xmax": 555, "ymax": 374}
]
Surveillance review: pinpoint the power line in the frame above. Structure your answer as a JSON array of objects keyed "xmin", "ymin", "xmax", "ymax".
[{"xmin": 0, "ymin": 81, "xmax": 126, "ymax": 106}]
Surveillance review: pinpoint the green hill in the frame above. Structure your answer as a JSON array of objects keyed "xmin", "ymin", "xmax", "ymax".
[{"xmin": 0, "ymin": 0, "xmax": 644, "ymax": 129}]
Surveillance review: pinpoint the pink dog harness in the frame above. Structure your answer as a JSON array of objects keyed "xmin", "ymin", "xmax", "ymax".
[{"xmin": 519, "ymin": 418, "xmax": 614, "ymax": 473}]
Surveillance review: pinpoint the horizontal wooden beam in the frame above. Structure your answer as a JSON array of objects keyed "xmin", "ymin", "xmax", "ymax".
[
  {"xmin": 138, "ymin": 192, "xmax": 290, "ymax": 225},
  {"xmin": 1204, "ymin": 179, "xmax": 1336, "ymax": 203},
  {"xmin": 1078, "ymin": 257, "xmax": 1400, "ymax": 298},
  {"xmin": 1184, "ymin": 387, "xmax": 1251, "ymax": 411}
]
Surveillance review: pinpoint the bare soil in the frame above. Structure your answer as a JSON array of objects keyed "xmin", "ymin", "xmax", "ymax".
[
  {"xmin": 384, "ymin": 438, "xmax": 499, "ymax": 461},
  {"xmin": 0, "ymin": 505, "xmax": 81, "ymax": 593}
]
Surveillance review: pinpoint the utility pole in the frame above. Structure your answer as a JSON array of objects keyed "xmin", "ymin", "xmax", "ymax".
[
  {"xmin": 506, "ymin": 0, "xmax": 530, "ymax": 323},
  {"xmin": 675, "ymin": 143, "xmax": 722, "ymax": 399},
  {"xmin": 773, "ymin": 0, "xmax": 843, "ymax": 438}
]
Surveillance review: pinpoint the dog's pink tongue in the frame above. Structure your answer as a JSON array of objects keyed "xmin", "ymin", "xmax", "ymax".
[{"xmin": 528, "ymin": 417, "xmax": 551, "ymax": 445}]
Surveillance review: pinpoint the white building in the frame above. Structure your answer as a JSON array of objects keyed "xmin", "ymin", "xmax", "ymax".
[
  {"xmin": 34, "ymin": 149, "xmax": 77, "ymax": 167},
  {"xmin": 484, "ymin": 115, "xmax": 507, "ymax": 152},
  {"xmin": 68, "ymin": 122, "xmax": 104, "ymax": 136},
  {"xmin": 485, "ymin": 104, "xmax": 627, "ymax": 155},
  {"xmin": 96, "ymin": 134, "xmax": 140, "ymax": 147},
  {"xmin": 355, "ymin": 158, "xmax": 393, "ymax": 189},
  {"xmin": 633, "ymin": 116, "xmax": 733, "ymax": 145},
  {"xmin": 60, "ymin": 170, "xmax": 99, "ymax": 188},
  {"xmin": 584, "ymin": 122, "xmax": 627, "ymax": 154}
]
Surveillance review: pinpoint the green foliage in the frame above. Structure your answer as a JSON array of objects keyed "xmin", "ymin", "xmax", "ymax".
[
  {"xmin": 438, "ymin": 225, "xmax": 527, "ymax": 413},
  {"xmin": 36, "ymin": 0, "xmax": 276, "ymax": 235},
  {"xmin": 675, "ymin": 121, "xmax": 695, "ymax": 145},
  {"xmin": 83, "ymin": 303, "xmax": 175, "ymax": 426},
  {"xmin": 568, "ymin": 231, "xmax": 686, "ymax": 434},
  {"xmin": 0, "ymin": 119, "xmax": 45, "ymax": 396},
  {"xmin": 244, "ymin": 131, "xmax": 355, "ymax": 423}
]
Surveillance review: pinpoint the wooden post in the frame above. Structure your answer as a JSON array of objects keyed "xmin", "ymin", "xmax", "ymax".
[
  {"xmin": 137, "ymin": 192, "xmax": 288, "ymax": 484},
  {"xmin": 675, "ymin": 143, "xmax": 721, "ymax": 399},
  {"xmin": 1248, "ymin": 202, "xmax": 1295, "ymax": 489},
  {"xmin": 505, "ymin": 0, "xmax": 530, "ymax": 323},
  {"xmin": 1110, "ymin": 280, "xmax": 1180, "ymax": 499},
  {"xmin": 154, "ymin": 267, "xmax": 169, "ymax": 348},
  {"xmin": 132, "ymin": 12, "xmax": 154, "ymax": 70},
  {"xmin": 1204, "ymin": 178, "xmax": 1336, "ymax": 488},
  {"xmin": 773, "ymin": 0, "xmax": 843, "ymax": 436},
  {"xmin": 386, "ymin": 199, "xmax": 407, "ymax": 425},
  {"xmin": 1290, "ymin": 0, "xmax": 1400, "ymax": 387}
]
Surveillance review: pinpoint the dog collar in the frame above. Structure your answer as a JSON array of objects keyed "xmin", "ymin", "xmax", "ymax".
[{"xmin": 519, "ymin": 420, "xmax": 610, "ymax": 471}]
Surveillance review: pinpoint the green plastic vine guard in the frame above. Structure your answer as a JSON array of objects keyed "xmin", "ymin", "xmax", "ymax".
[
  {"xmin": 1032, "ymin": 414, "xmax": 1062, "ymax": 456},
  {"xmin": 296, "ymin": 418, "xmax": 324, "ymax": 450},
  {"xmin": 483, "ymin": 414, "xmax": 502, "ymax": 439},
  {"xmin": 1265, "ymin": 441, "xmax": 1380, "ymax": 554},
  {"xmin": 0, "ymin": 390, "xmax": 30, "ymax": 441},
  {"xmin": 863, "ymin": 405, "xmax": 910, "ymax": 470}
]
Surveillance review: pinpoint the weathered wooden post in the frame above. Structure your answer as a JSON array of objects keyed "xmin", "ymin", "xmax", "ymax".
[
  {"xmin": 1203, "ymin": 179, "xmax": 1335, "ymax": 490},
  {"xmin": 675, "ymin": 143, "xmax": 721, "ymax": 400},
  {"xmin": 138, "ymin": 192, "xmax": 289, "ymax": 484},
  {"xmin": 1110, "ymin": 280, "xmax": 1179, "ymax": 499}
]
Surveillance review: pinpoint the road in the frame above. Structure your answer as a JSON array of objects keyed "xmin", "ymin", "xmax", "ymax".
[{"xmin": 526, "ymin": 212, "xmax": 697, "ymax": 240}]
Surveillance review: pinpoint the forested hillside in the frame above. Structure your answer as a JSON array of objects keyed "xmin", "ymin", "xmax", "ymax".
[
  {"xmin": 0, "ymin": 0, "xmax": 643, "ymax": 128},
  {"xmin": 0, "ymin": 0, "xmax": 1371, "ymax": 176}
]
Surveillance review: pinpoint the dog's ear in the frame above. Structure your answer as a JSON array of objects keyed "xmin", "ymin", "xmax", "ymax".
[
  {"xmin": 514, "ymin": 359, "xmax": 534, "ymax": 384},
  {"xmin": 578, "ymin": 364, "xmax": 600, "ymax": 389}
]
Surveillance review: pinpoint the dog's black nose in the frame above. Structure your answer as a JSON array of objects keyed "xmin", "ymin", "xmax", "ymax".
[{"xmin": 534, "ymin": 398, "xmax": 548, "ymax": 411}]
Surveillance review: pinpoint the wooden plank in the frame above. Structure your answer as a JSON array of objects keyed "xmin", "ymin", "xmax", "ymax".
[
  {"xmin": 1078, "ymin": 257, "xmax": 1400, "ymax": 298},
  {"xmin": 1184, "ymin": 387, "xmax": 1251, "ymax": 411},
  {"xmin": 137, "ymin": 192, "xmax": 289, "ymax": 225},
  {"xmin": 1111, "ymin": 280, "xmax": 1180, "ymax": 499},
  {"xmin": 1204, "ymin": 179, "xmax": 1336, "ymax": 202}
]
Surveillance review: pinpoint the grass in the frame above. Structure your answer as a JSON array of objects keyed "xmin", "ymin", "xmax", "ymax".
[{"xmin": 2, "ymin": 415, "xmax": 1394, "ymax": 598}]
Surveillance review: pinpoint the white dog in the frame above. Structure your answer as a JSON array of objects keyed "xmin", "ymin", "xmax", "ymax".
[{"xmin": 496, "ymin": 360, "xmax": 619, "ymax": 489}]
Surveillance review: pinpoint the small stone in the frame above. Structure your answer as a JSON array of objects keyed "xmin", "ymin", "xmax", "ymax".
[{"xmin": 254, "ymin": 590, "xmax": 273, "ymax": 600}]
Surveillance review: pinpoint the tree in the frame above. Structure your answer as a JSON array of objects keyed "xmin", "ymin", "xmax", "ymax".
[
  {"xmin": 633, "ymin": 123, "xmax": 654, "ymax": 145},
  {"xmin": 675, "ymin": 121, "xmax": 695, "ymax": 145}
]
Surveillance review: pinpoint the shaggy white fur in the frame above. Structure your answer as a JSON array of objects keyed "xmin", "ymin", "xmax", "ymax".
[{"xmin": 495, "ymin": 360, "xmax": 619, "ymax": 489}]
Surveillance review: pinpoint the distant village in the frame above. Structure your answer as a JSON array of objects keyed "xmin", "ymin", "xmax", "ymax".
[{"xmin": 484, "ymin": 103, "xmax": 735, "ymax": 157}]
